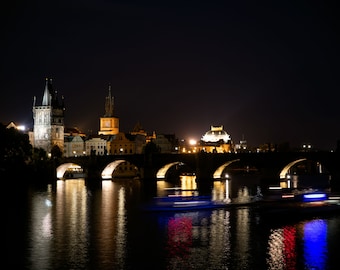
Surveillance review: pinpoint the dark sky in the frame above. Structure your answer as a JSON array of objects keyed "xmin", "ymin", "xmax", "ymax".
[{"xmin": 1, "ymin": 1, "xmax": 339, "ymax": 150}]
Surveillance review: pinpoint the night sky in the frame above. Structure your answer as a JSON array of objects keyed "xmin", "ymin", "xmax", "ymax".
[{"xmin": 1, "ymin": 1, "xmax": 339, "ymax": 150}]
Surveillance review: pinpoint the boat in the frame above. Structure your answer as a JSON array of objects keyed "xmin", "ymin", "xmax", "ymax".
[
  {"xmin": 141, "ymin": 191, "xmax": 261, "ymax": 212},
  {"xmin": 142, "ymin": 195, "xmax": 230, "ymax": 212},
  {"xmin": 141, "ymin": 187, "xmax": 340, "ymax": 214},
  {"xmin": 63, "ymin": 172, "xmax": 87, "ymax": 179},
  {"xmin": 254, "ymin": 190, "xmax": 340, "ymax": 218}
]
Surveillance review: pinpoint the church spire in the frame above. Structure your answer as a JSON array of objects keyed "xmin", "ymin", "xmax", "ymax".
[
  {"xmin": 42, "ymin": 77, "xmax": 52, "ymax": 106},
  {"xmin": 104, "ymin": 83, "xmax": 114, "ymax": 117}
]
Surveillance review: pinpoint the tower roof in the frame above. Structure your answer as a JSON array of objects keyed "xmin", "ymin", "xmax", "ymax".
[
  {"xmin": 104, "ymin": 83, "xmax": 114, "ymax": 117},
  {"xmin": 40, "ymin": 77, "xmax": 64, "ymax": 108},
  {"xmin": 42, "ymin": 78, "xmax": 52, "ymax": 106}
]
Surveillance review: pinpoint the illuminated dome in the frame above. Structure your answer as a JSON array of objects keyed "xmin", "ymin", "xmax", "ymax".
[{"xmin": 201, "ymin": 125, "xmax": 231, "ymax": 143}]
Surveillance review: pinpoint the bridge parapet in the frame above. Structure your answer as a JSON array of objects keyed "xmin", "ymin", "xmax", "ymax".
[{"xmin": 57, "ymin": 151, "xmax": 340, "ymax": 188}]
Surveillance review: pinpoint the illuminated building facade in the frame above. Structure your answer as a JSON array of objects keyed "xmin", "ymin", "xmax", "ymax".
[
  {"xmin": 98, "ymin": 84, "xmax": 119, "ymax": 135},
  {"xmin": 64, "ymin": 135, "xmax": 85, "ymax": 157},
  {"xmin": 198, "ymin": 125, "xmax": 232, "ymax": 153},
  {"xmin": 32, "ymin": 78, "xmax": 65, "ymax": 154},
  {"xmin": 64, "ymin": 127, "xmax": 86, "ymax": 157},
  {"xmin": 109, "ymin": 132, "xmax": 137, "ymax": 155},
  {"xmin": 85, "ymin": 136, "xmax": 109, "ymax": 156},
  {"xmin": 234, "ymin": 138, "xmax": 248, "ymax": 153}
]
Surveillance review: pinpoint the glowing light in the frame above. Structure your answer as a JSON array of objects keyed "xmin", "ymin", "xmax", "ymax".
[
  {"xmin": 225, "ymin": 179, "xmax": 230, "ymax": 200},
  {"xmin": 269, "ymin": 186, "xmax": 282, "ymax": 190},
  {"xmin": 45, "ymin": 199, "xmax": 52, "ymax": 207},
  {"xmin": 303, "ymin": 193, "xmax": 327, "ymax": 199},
  {"xmin": 282, "ymin": 194, "xmax": 294, "ymax": 199},
  {"xmin": 201, "ymin": 125, "xmax": 231, "ymax": 143},
  {"xmin": 17, "ymin": 125, "xmax": 26, "ymax": 131},
  {"xmin": 328, "ymin": 196, "xmax": 340, "ymax": 200},
  {"xmin": 189, "ymin": 139, "xmax": 197, "ymax": 145}
]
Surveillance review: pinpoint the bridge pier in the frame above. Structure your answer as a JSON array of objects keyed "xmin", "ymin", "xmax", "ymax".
[
  {"xmin": 195, "ymin": 152, "xmax": 215, "ymax": 179},
  {"xmin": 139, "ymin": 167, "xmax": 157, "ymax": 181}
]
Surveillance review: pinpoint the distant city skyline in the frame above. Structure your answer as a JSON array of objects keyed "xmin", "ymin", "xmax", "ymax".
[{"xmin": 3, "ymin": 76, "xmax": 340, "ymax": 152}]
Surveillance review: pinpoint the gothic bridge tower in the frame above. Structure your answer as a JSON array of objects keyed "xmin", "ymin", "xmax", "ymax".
[
  {"xmin": 32, "ymin": 78, "xmax": 65, "ymax": 154},
  {"xmin": 98, "ymin": 83, "xmax": 119, "ymax": 135}
]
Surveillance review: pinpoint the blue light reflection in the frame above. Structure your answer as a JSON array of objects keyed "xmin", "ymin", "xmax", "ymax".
[{"xmin": 303, "ymin": 219, "xmax": 327, "ymax": 270}]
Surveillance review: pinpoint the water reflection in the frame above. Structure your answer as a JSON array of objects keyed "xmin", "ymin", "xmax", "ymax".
[
  {"xmin": 157, "ymin": 175, "xmax": 258, "ymax": 203},
  {"xmin": 161, "ymin": 207, "xmax": 259, "ymax": 269},
  {"xmin": 212, "ymin": 180, "xmax": 229, "ymax": 201},
  {"xmin": 167, "ymin": 215, "xmax": 192, "ymax": 258},
  {"xmin": 156, "ymin": 176, "xmax": 198, "ymax": 197},
  {"xmin": 27, "ymin": 179, "xmax": 137, "ymax": 269},
  {"xmin": 303, "ymin": 219, "xmax": 327, "ymax": 269},
  {"xmin": 234, "ymin": 208, "xmax": 251, "ymax": 269},
  {"xmin": 266, "ymin": 219, "xmax": 329, "ymax": 270},
  {"xmin": 30, "ymin": 185, "xmax": 53, "ymax": 269},
  {"xmin": 100, "ymin": 180, "xmax": 127, "ymax": 268},
  {"xmin": 163, "ymin": 210, "xmax": 231, "ymax": 269},
  {"xmin": 55, "ymin": 180, "xmax": 89, "ymax": 269},
  {"xmin": 20, "ymin": 177, "xmax": 339, "ymax": 269},
  {"xmin": 267, "ymin": 226, "xmax": 296, "ymax": 269}
]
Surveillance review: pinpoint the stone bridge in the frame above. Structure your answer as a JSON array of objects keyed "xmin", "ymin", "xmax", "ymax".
[{"xmin": 57, "ymin": 151, "xmax": 340, "ymax": 190}]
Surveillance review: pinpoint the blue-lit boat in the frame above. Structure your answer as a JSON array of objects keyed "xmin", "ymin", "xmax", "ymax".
[
  {"xmin": 255, "ymin": 189, "xmax": 340, "ymax": 217},
  {"xmin": 295, "ymin": 191, "xmax": 328, "ymax": 202},
  {"xmin": 261, "ymin": 187, "xmax": 331, "ymax": 203},
  {"xmin": 142, "ymin": 195, "xmax": 231, "ymax": 212}
]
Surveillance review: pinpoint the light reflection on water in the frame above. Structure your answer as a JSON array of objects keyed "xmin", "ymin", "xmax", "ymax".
[
  {"xmin": 266, "ymin": 219, "xmax": 329, "ymax": 270},
  {"xmin": 30, "ymin": 185, "xmax": 53, "ymax": 270},
  {"xmin": 55, "ymin": 180, "xmax": 89, "ymax": 269},
  {"xmin": 303, "ymin": 219, "xmax": 327, "ymax": 270},
  {"xmin": 10, "ymin": 177, "xmax": 340, "ymax": 269}
]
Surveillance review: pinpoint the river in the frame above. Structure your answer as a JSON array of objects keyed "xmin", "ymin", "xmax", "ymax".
[{"xmin": 5, "ymin": 176, "xmax": 340, "ymax": 269}]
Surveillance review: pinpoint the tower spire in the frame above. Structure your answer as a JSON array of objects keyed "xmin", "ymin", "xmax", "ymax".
[
  {"xmin": 104, "ymin": 83, "xmax": 114, "ymax": 117},
  {"xmin": 42, "ymin": 77, "xmax": 52, "ymax": 106}
]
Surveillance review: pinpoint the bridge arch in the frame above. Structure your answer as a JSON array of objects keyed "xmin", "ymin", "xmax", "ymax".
[
  {"xmin": 278, "ymin": 158, "xmax": 330, "ymax": 190},
  {"xmin": 279, "ymin": 158, "xmax": 307, "ymax": 179},
  {"xmin": 213, "ymin": 159, "xmax": 240, "ymax": 179},
  {"xmin": 156, "ymin": 162, "xmax": 185, "ymax": 179},
  {"xmin": 101, "ymin": 160, "xmax": 138, "ymax": 180},
  {"xmin": 57, "ymin": 163, "xmax": 83, "ymax": 179}
]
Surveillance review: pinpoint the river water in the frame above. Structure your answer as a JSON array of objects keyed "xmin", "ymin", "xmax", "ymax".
[{"xmin": 5, "ymin": 176, "xmax": 340, "ymax": 270}]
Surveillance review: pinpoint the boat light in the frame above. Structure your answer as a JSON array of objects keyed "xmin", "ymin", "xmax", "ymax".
[
  {"xmin": 328, "ymin": 196, "xmax": 340, "ymax": 200},
  {"xmin": 282, "ymin": 194, "xmax": 294, "ymax": 199},
  {"xmin": 303, "ymin": 193, "xmax": 327, "ymax": 202},
  {"xmin": 269, "ymin": 186, "xmax": 282, "ymax": 190},
  {"xmin": 304, "ymin": 193, "xmax": 327, "ymax": 199}
]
